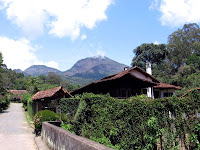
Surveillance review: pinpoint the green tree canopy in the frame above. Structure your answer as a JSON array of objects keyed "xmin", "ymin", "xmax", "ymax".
[
  {"xmin": 0, "ymin": 52, "xmax": 3, "ymax": 90},
  {"xmin": 167, "ymin": 23, "xmax": 200, "ymax": 73},
  {"xmin": 131, "ymin": 43, "xmax": 167, "ymax": 70}
]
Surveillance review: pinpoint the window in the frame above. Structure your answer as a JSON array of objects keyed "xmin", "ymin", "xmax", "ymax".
[
  {"xmin": 163, "ymin": 92, "xmax": 173, "ymax": 97},
  {"xmin": 154, "ymin": 91, "xmax": 160, "ymax": 98},
  {"xmin": 142, "ymin": 89, "xmax": 147, "ymax": 94},
  {"xmin": 121, "ymin": 89, "xmax": 126, "ymax": 97}
]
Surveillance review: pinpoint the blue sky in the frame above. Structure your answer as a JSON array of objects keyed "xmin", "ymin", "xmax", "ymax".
[{"xmin": 0, "ymin": 0, "xmax": 199, "ymax": 71}]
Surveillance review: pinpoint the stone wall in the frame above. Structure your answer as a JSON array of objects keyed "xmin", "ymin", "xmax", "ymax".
[{"xmin": 41, "ymin": 122, "xmax": 113, "ymax": 150}]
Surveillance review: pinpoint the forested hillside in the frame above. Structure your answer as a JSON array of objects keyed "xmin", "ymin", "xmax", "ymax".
[{"xmin": 0, "ymin": 54, "xmax": 78, "ymax": 95}]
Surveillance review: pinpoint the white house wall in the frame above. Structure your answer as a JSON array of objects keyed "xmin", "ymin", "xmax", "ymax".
[
  {"xmin": 130, "ymin": 70, "xmax": 152, "ymax": 82},
  {"xmin": 155, "ymin": 89, "xmax": 175, "ymax": 98}
]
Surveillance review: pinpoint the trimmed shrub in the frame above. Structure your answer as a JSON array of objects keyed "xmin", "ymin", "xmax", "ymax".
[
  {"xmin": 58, "ymin": 98, "xmax": 80, "ymax": 120},
  {"xmin": 28, "ymin": 100, "xmax": 36, "ymax": 120},
  {"xmin": 21, "ymin": 93, "xmax": 31, "ymax": 109},
  {"xmin": 34, "ymin": 110, "xmax": 57, "ymax": 135},
  {"xmin": 58, "ymin": 93, "xmax": 200, "ymax": 149},
  {"xmin": 56, "ymin": 113, "xmax": 69, "ymax": 123}
]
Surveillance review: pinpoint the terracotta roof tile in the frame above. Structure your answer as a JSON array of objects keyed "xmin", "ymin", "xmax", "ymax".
[
  {"xmin": 100, "ymin": 66, "xmax": 160, "ymax": 83},
  {"xmin": 32, "ymin": 86, "xmax": 72, "ymax": 101},
  {"xmin": 153, "ymin": 82, "xmax": 182, "ymax": 89},
  {"xmin": 9, "ymin": 90, "xmax": 27, "ymax": 95},
  {"xmin": 71, "ymin": 66, "xmax": 159, "ymax": 95}
]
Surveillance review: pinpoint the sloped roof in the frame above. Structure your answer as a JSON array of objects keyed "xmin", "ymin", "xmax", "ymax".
[
  {"xmin": 71, "ymin": 66, "xmax": 159, "ymax": 95},
  {"xmin": 32, "ymin": 86, "xmax": 72, "ymax": 101},
  {"xmin": 181, "ymin": 88, "xmax": 200, "ymax": 98},
  {"xmin": 153, "ymin": 82, "xmax": 182, "ymax": 89},
  {"xmin": 10, "ymin": 90, "xmax": 27, "ymax": 95},
  {"xmin": 101, "ymin": 66, "xmax": 160, "ymax": 83},
  {"xmin": 64, "ymin": 89, "xmax": 73, "ymax": 98}
]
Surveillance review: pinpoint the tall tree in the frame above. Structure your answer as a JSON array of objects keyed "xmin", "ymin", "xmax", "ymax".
[
  {"xmin": 132, "ymin": 43, "xmax": 167, "ymax": 70},
  {"xmin": 27, "ymin": 77, "xmax": 39, "ymax": 94},
  {"xmin": 167, "ymin": 23, "xmax": 200, "ymax": 73},
  {"xmin": 0, "ymin": 52, "xmax": 5, "ymax": 91}
]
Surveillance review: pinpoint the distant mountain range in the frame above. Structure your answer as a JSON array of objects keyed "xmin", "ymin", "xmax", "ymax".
[{"xmin": 15, "ymin": 56, "xmax": 128, "ymax": 85}]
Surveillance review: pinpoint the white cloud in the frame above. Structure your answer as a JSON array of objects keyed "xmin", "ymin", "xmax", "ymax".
[
  {"xmin": 81, "ymin": 34, "xmax": 87, "ymax": 40},
  {"xmin": 154, "ymin": 41, "xmax": 159, "ymax": 45},
  {"xmin": 151, "ymin": 0, "xmax": 200, "ymax": 27},
  {"xmin": 45, "ymin": 61, "xmax": 58, "ymax": 69},
  {"xmin": 0, "ymin": 36, "xmax": 58, "ymax": 70},
  {"xmin": 0, "ymin": 0, "xmax": 113, "ymax": 39},
  {"xmin": 149, "ymin": 0, "xmax": 159, "ymax": 10},
  {"xmin": 97, "ymin": 49, "xmax": 105, "ymax": 58}
]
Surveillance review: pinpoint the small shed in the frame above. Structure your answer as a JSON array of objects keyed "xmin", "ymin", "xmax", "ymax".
[{"xmin": 32, "ymin": 86, "xmax": 72, "ymax": 113}]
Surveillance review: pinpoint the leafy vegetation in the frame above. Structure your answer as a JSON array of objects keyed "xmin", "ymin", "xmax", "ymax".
[
  {"xmin": 58, "ymin": 98, "xmax": 80, "ymax": 120},
  {"xmin": 0, "ymin": 95, "xmax": 10, "ymax": 112},
  {"xmin": 132, "ymin": 23, "xmax": 200, "ymax": 94},
  {"xmin": 34, "ymin": 110, "xmax": 57, "ymax": 135},
  {"xmin": 58, "ymin": 92, "xmax": 200, "ymax": 149},
  {"xmin": 0, "ymin": 22, "xmax": 199, "ymax": 149}
]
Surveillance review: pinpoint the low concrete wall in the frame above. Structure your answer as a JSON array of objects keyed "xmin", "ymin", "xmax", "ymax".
[{"xmin": 41, "ymin": 122, "xmax": 113, "ymax": 150}]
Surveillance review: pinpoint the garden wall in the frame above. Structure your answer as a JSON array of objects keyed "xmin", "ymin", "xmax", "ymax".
[{"xmin": 41, "ymin": 122, "xmax": 113, "ymax": 150}]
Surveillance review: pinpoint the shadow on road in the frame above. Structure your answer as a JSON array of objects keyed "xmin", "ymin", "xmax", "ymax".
[{"xmin": 2, "ymin": 110, "xmax": 9, "ymax": 113}]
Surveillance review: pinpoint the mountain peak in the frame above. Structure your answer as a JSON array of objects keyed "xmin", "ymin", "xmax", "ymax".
[
  {"xmin": 63, "ymin": 56, "xmax": 127, "ymax": 77},
  {"xmin": 24, "ymin": 65, "xmax": 61, "ymax": 76}
]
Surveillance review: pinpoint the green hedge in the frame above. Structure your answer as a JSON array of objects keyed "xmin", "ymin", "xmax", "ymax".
[
  {"xmin": 28, "ymin": 100, "xmax": 36, "ymax": 120},
  {"xmin": 21, "ymin": 93, "xmax": 36, "ymax": 120},
  {"xmin": 60, "ymin": 91, "xmax": 200, "ymax": 149},
  {"xmin": 58, "ymin": 98, "xmax": 80, "ymax": 120}
]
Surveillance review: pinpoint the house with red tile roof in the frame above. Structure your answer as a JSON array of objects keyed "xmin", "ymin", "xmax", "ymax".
[
  {"xmin": 153, "ymin": 82, "xmax": 181, "ymax": 98},
  {"xmin": 9, "ymin": 90, "xmax": 27, "ymax": 102},
  {"xmin": 32, "ymin": 86, "xmax": 72, "ymax": 113},
  {"xmin": 71, "ymin": 66, "xmax": 181, "ymax": 99}
]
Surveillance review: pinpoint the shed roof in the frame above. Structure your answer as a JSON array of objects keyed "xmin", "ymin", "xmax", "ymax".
[{"xmin": 32, "ymin": 86, "xmax": 72, "ymax": 101}]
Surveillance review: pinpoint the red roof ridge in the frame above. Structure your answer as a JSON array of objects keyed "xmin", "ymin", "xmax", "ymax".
[
  {"xmin": 100, "ymin": 66, "xmax": 159, "ymax": 83},
  {"xmin": 154, "ymin": 82, "xmax": 182, "ymax": 89},
  {"xmin": 70, "ymin": 66, "xmax": 159, "ymax": 95},
  {"xmin": 32, "ymin": 86, "xmax": 71, "ymax": 101},
  {"xmin": 9, "ymin": 90, "xmax": 27, "ymax": 95}
]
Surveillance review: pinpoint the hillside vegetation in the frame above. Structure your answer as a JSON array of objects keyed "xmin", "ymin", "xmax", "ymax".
[{"xmin": 59, "ymin": 92, "xmax": 200, "ymax": 149}]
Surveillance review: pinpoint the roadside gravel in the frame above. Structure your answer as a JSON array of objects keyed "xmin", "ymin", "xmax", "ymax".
[{"xmin": 0, "ymin": 103, "xmax": 37, "ymax": 150}]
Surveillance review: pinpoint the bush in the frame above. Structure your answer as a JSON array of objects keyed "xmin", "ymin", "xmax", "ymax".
[
  {"xmin": 28, "ymin": 100, "xmax": 36, "ymax": 120},
  {"xmin": 58, "ymin": 98, "xmax": 80, "ymax": 120},
  {"xmin": 34, "ymin": 110, "xmax": 57, "ymax": 135},
  {"xmin": 0, "ymin": 95, "xmax": 10, "ymax": 111},
  {"xmin": 21, "ymin": 93, "xmax": 31, "ymax": 109},
  {"xmin": 59, "ymin": 93, "xmax": 200, "ymax": 149},
  {"xmin": 56, "ymin": 113, "xmax": 69, "ymax": 123}
]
